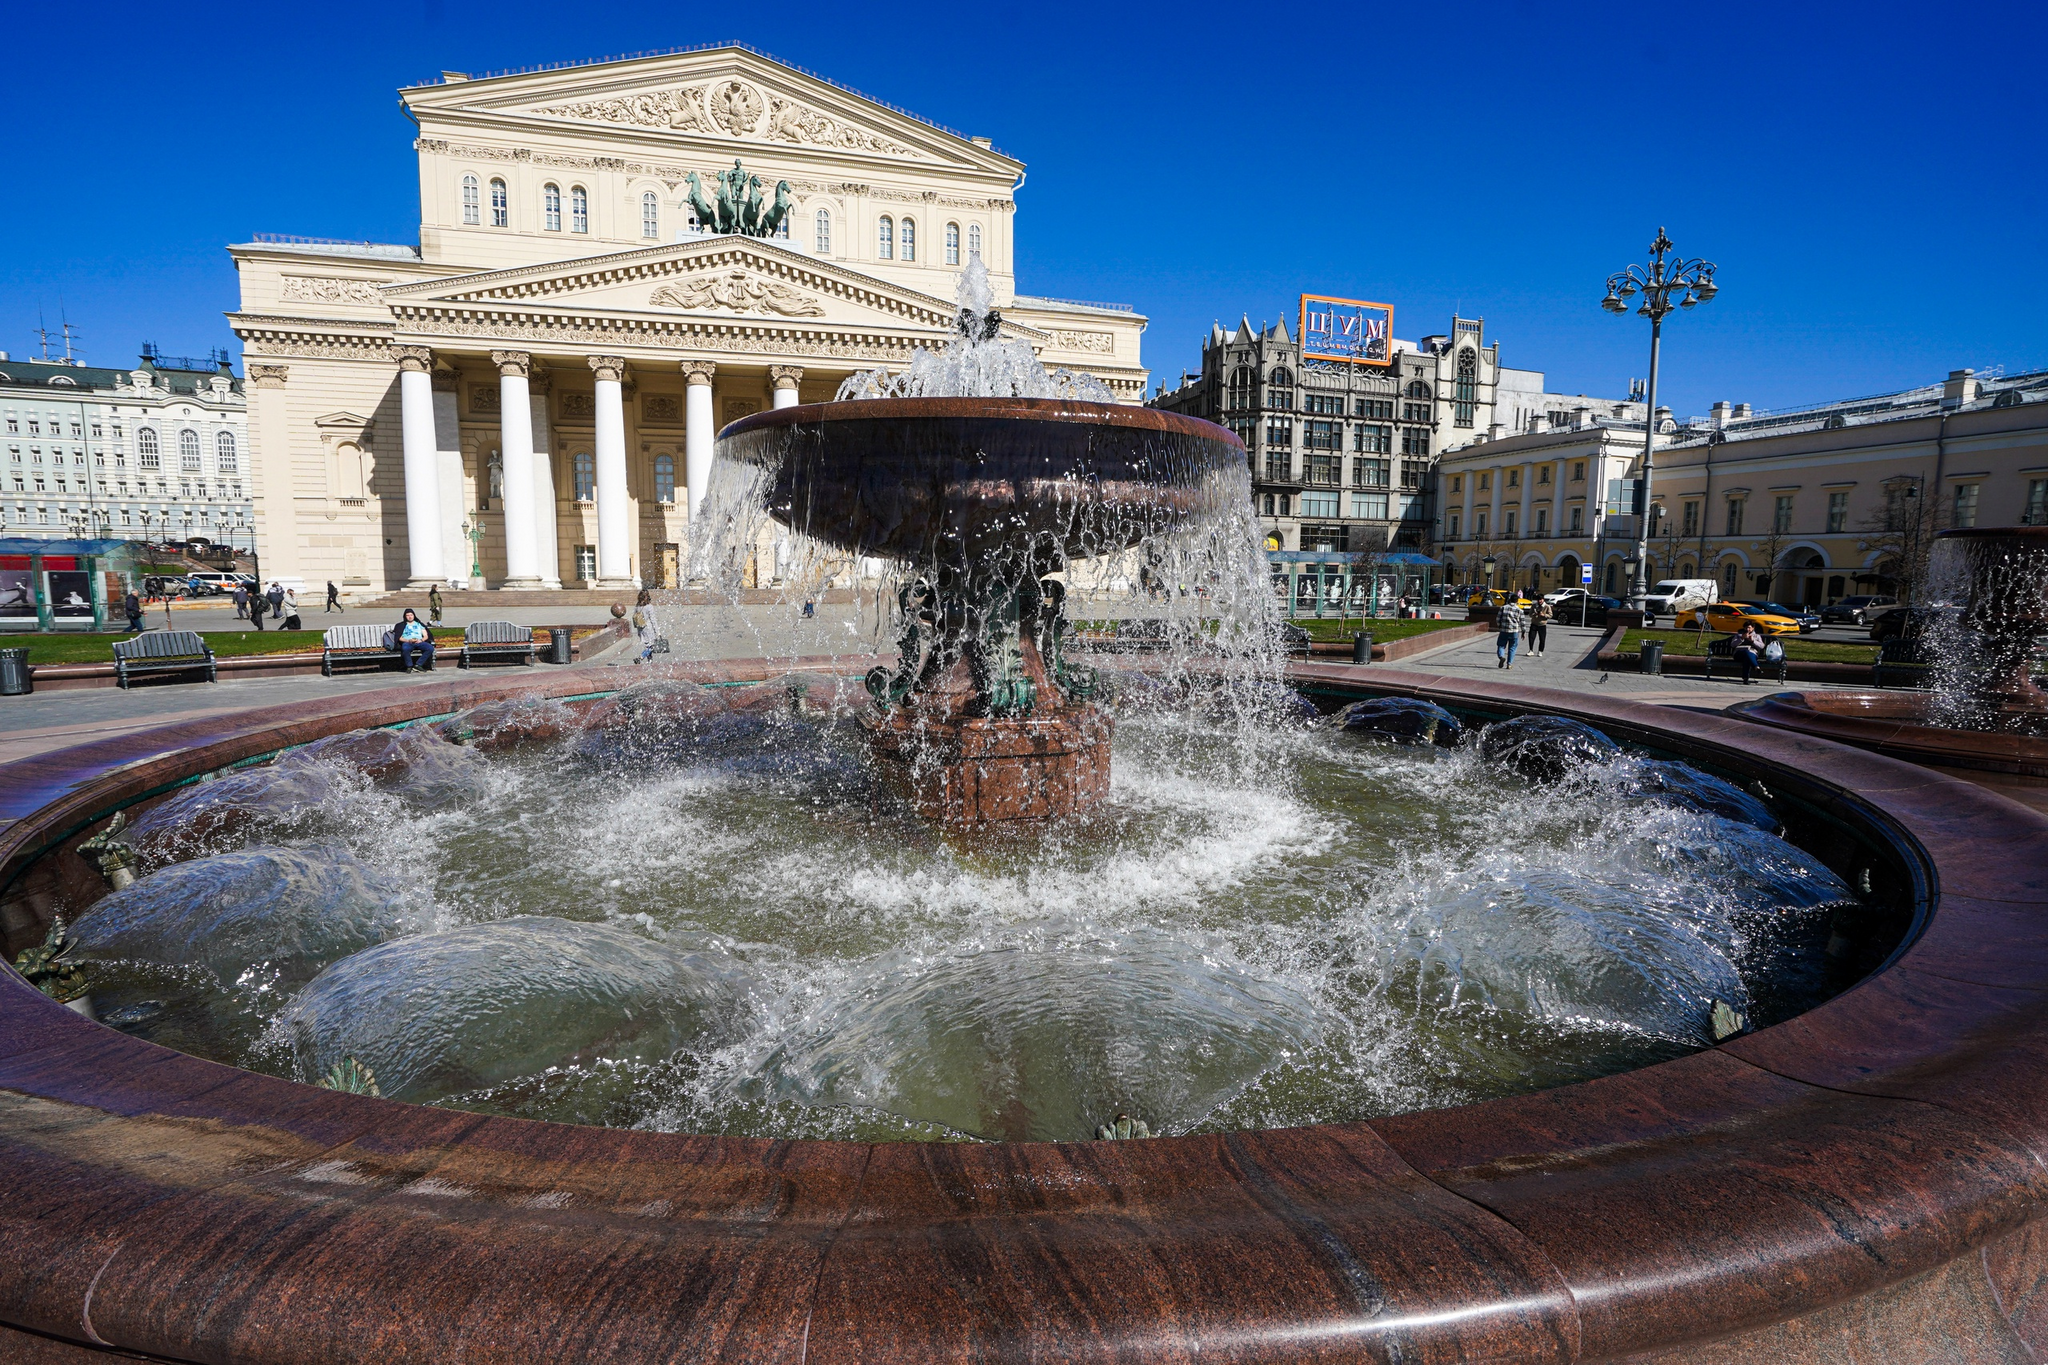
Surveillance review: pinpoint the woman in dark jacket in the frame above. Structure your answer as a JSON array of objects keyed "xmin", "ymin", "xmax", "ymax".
[{"xmin": 393, "ymin": 608, "xmax": 435, "ymax": 672}]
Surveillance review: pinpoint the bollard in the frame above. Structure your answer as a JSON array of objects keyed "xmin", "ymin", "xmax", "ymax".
[
  {"xmin": 1640, "ymin": 639, "xmax": 1664, "ymax": 675},
  {"xmin": 548, "ymin": 627, "xmax": 573, "ymax": 665},
  {"xmin": 1352, "ymin": 633, "xmax": 1372, "ymax": 665}
]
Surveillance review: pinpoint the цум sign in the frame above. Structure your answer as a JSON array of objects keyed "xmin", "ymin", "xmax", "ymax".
[{"xmin": 1300, "ymin": 295, "xmax": 1394, "ymax": 367}]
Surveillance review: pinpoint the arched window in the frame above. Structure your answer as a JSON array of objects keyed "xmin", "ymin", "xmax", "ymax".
[
  {"xmin": 654, "ymin": 454, "xmax": 676, "ymax": 504},
  {"xmin": 570, "ymin": 186, "xmax": 589, "ymax": 233},
  {"xmin": 900, "ymin": 218, "xmax": 916, "ymax": 262},
  {"xmin": 1227, "ymin": 366, "xmax": 1254, "ymax": 411},
  {"xmin": 968, "ymin": 223, "xmax": 982, "ymax": 258},
  {"xmin": 640, "ymin": 192, "xmax": 659, "ymax": 239},
  {"xmin": 543, "ymin": 183, "xmax": 562, "ymax": 231},
  {"xmin": 461, "ymin": 174, "xmax": 480, "ymax": 225},
  {"xmin": 137, "ymin": 428, "xmax": 159, "ymax": 470},
  {"xmin": 489, "ymin": 178, "xmax": 508, "ymax": 228},
  {"xmin": 1453, "ymin": 350, "xmax": 1477, "ymax": 427},
  {"xmin": 573, "ymin": 452, "xmax": 595, "ymax": 502},
  {"xmin": 1406, "ymin": 380, "xmax": 1431, "ymax": 399},
  {"xmin": 945, "ymin": 223, "xmax": 960, "ymax": 265},
  {"xmin": 877, "ymin": 216, "xmax": 893, "ymax": 259},
  {"xmin": 814, "ymin": 208, "xmax": 832, "ymax": 253},
  {"xmin": 178, "ymin": 430, "xmax": 201, "ymax": 472},
  {"xmin": 215, "ymin": 431, "xmax": 237, "ymax": 472},
  {"xmin": 1270, "ymin": 366, "xmax": 1292, "ymax": 387},
  {"xmin": 774, "ymin": 214, "xmax": 790, "ymax": 240}
]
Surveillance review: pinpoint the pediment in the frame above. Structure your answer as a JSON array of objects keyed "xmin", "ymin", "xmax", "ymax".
[
  {"xmin": 381, "ymin": 237, "xmax": 1049, "ymax": 344},
  {"xmin": 406, "ymin": 48, "xmax": 1018, "ymax": 175}
]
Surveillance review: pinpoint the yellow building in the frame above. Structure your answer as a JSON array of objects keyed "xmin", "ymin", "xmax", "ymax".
[{"xmin": 229, "ymin": 45, "xmax": 1149, "ymax": 592}]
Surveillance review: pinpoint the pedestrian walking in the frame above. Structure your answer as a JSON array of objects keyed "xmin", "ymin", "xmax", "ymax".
[
  {"xmin": 428, "ymin": 584, "xmax": 444, "ymax": 625},
  {"xmin": 123, "ymin": 589, "xmax": 144, "ymax": 634},
  {"xmin": 232, "ymin": 585, "xmax": 248, "ymax": 620},
  {"xmin": 325, "ymin": 580, "xmax": 343, "ymax": 613},
  {"xmin": 1528, "ymin": 596, "xmax": 1553, "ymax": 659},
  {"xmin": 632, "ymin": 589, "xmax": 660, "ymax": 663},
  {"xmin": 248, "ymin": 590, "xmax": 268, "ymax": 631},
  {"xmin": 266, "ymin": 582, "xmax": 285, "ymax": 620},
  {"xmin": 1495, "ymin": 597, "xmax": 1527, "ymax": 670}
]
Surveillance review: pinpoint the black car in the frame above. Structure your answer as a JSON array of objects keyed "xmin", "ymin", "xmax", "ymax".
[
  {"xmin": 1822, "ymin": 594, "xmax": 1897, "ymax": 625},
  {"xmin": 1734, "ymin": 600, "xmax": 1821, "ymax": 632},
  {"xmin": 1868, "ymin": 606, "xmax": 1957, "ymax": 642},
  {"xmin": 1546, "ymin": 591, "xmax": 1629, "ymax": 627}
]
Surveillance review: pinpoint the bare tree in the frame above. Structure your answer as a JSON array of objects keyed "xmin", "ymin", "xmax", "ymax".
[{"xmin": 1856, "ymin": 475, "xmax": 1944, "ymax": 604}]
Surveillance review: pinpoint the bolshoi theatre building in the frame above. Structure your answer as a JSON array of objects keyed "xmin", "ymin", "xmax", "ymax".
[{"xmin": 228, "ymin": 45, "xmax": 1150, "ymax": 593}]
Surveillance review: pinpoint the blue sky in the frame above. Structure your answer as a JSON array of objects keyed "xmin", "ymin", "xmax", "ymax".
[{"xmin": 4, "ymin": 0, "xmax": 2041, "ymax": 416}]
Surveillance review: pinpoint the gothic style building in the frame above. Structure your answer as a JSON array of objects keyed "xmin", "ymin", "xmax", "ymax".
[{"xmin": 230, "ymin": 45, "xmax": 1149, "ymax": 592}]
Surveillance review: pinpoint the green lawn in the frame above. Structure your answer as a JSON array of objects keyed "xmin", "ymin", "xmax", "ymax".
[
  {"xmin": 1292, "ymin": 617, "xmax": 1470, "ymax": 643},
  {"xmin": 1618, "ymin": 628, "xmax": 1877, "ymax": 664},
  {"xmin": 3, "ymin": 628, "xmax": 464, "ymax": 666}
]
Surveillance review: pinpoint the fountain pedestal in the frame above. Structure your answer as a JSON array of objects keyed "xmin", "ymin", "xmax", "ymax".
[{"xmin": 868, "ymin": 705, "xmax": 1113, "ymax": 825}]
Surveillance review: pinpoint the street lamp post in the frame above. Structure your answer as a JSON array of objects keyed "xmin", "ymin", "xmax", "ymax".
[{"xmin": 1603, "ymin": 227, "xmax": 1717, "ymax": 609}]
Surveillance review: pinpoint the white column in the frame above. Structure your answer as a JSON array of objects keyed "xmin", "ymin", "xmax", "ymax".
[
  {"xmin": 770, "ymin": 364, "xmax": 804, "ymax": 409},
  {"xmin": 393, "ymin": 346, "xmax": 444, "ymax": 588},
  {"xmin": 492, "ymin": 350, "xmax": 541, "ymax": 587},
  {"xmin": 530, "ymin": 384, "xmax": 562, "ymax": 589},
  {"xmin": 432, "ymin": 376, "xmax": 468, "ymax": 587},
  {"xmin": 589, "ymin": 355, "xmax": 634, "ymax": 586},
  {"xmin": 683, "ymin": 360, "xmax": 717, "ymax": 519}
]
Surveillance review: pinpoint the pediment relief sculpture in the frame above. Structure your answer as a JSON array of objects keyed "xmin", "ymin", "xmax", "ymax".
[
  {"xmin": 536, "ymin": 85, "xmax": 713, "ymax": 133},
  {"xmin": 766, "ymin": 97, "xmax": 917, "ymax": 158},
  {"xmin": 529, "ymin": 80, "xmax": 921, "ymax": 159},
  {"xmin": 650, "ymin": 271, "xmax": 827, "ymax": 318}
]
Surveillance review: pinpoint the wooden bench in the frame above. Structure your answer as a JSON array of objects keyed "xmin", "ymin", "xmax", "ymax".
[
  {"xmin": 458, "ymin": 620, "xmax": 536, "ymax": 669},
  {"xmin": 1702, "ymin": 634, "xmax": 1787, "ymax": 684},
  {"xmin": 1873, "ymin": 636, "xmax": 1937, "ymax": 689},
  {"xmin": 112, "ymin": 630, "xmax": 217, "ymax": 689},
  {"xmin": 321, "ymin": 623, "xmax": 404, "ymax": 677}
]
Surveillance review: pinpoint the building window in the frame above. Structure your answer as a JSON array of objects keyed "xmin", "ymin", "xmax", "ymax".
[
  {"xmin": 1265, "ymin": 418, "xmax": 1291, "ymax": 447},
  {"xmin": 1827, "ymin": 490, "xmax": 1849, "ymax": 532},
  {"xmin": 968, "ymin": 223, "xmax": 982, "ymax": 257},
  {"xmin": 1450, "ymin": 475, "xmax": 1463, "ymax": 494},
  {"xmin": 1351, "ymin": 491, "xmax": 1389, "ymax": 519},
  {"xmin": 1406, "ymin": 380, "xmax": 1431, "ymax": 399},
  {"xmin": 1535, "ymin": 508, "xmax": 1549, "ymax": 535},
  {"xmin": 1572, "ymin": 460, "xmax": 1585, "ymax": 482},
  {"xmin": 1773, "ymin": 494, "xmax": 1794, "ymax": 534},
  {"xmin": 1355, "ymin": 424, "xmax": 1390, "ymax": 453},
  {"xmin": 462, "ymin": 174, "xmax": 480, "ymax": 225},
  {"xmin": 1537, "ymin": 465, "xmax": 1551, "ymax": 485},
  {"xmin": 1402, "ymin": 402, "xmax": 1430, "ymax": 423},
  {"xmin": 137, "ymin": 428, "xmax": 159, "ymax": 470},
  {"xmin": 1355, "ymin": 398, "xmax": 1392, "ymax": 419},
  {"xmin": 1953, "ymin": 482, "xmax": 1980, "ymax": 528},
  {"xmin": 1476, "ymin": 510, "xmax": 1488, "ymax": 537},
  {"xmin": 1479, "ymin": 472, "xmax": 1490, "ymax": 491},
  {"xmin": 1270, "ymin": 366, "xmax": 1293, "ymax": 388},
  {"xmin": 1506, "ymin": 469, "xmax": 1520, "ymax": 489},
  {"xmin": 1264, "ymin": 455, "xmax": 1292, "ymax": 483},
  {"xmin": 814, "ymin": 209, "xmax": 832, "ymax": 253},
  {"xmin": 878, "ymin": 216, "xmax": 894, "ymax": 259},
  {"xmin": 1400, "ymin": 427, "xmax": 1430, "ymax": 456},
  {"xmin": 178, "ymin": 430, "xmax": 201, "ymax": 472},
  {"xmin": 945, "ymin": 223, "xmax": 960, "ymax": 264},
  {"xmin": 1723, "ymin": 561, "xmax": 1738, "ymax": 590},
  {"xmin": 571, "ymin": 186, "xmax": 589, "ymax": 232},
  {"xmin": 2025, "ymin": 480, "xmax": 2048, "ymax": 526},
  {"xmin": 1569, "ymin": 505, "xmax": 1584, "ymax": 533},
  {"xmin": 1301, "ymin": 491, "xmax": 1340, "ymax": 518},
  {"xmin": 573, "ymin": 452, "xmax": 595, "ymax": 502},
  {"xmin": 216, "ymin": 431, "xmax": 237, "ymax": 472},
  {"xmin": 1453, "ymin": 350, "xmax": 1477, "ymax": 427},
  {"xmin": 1725, "ymin": 498, "xmax": 1744, "ymax": 536},
  {"xmin": 1304, "ymin": 419, "xmax": 1341, "ymax": 451},
  {"xmin": 1302, "ymin": 394, "xmax": 1343, "ymax": 415},
  {"xmin": 1504, "ymin": 509, "xmax": 1518, "ymax": 536},
  {"xmin": 641, "ymin": 192, "xmax": 659, "ymax": 239},
  {"xmin": 490, "ymin": 178, "xmax": 508, "ymax": 227},
  {"xmin": 1449, "ymin": 512, "xmax": 1461, "ymax": 538},
  {"xmin": 544, "ymin": 184, "xmax": 562, "ymax": 231},
  {"xmin": 1306, "ymin": 453, "xmax": 1340, "ymax": 486},
  {"xmin": 1682, "ymin": 501, "xmax": 1699, "ymax": 537},
  {"xmin": 574, "ymin": 545, "xmax": 597, "ymax": 580},
  {"xmin": 1353, "ymin": 458, "xmax": 1390, "ymax": 488},
  {"xmin": 654, "ymin": 454, "xmax": 676, "ymax": 504},
  {"xmin": 900, "ymin": 218, "xmax": 915, "ymax": 261},
  {"xmin": 1227, "ymin": 366, "xmax": 1254, "ymax": 411}
]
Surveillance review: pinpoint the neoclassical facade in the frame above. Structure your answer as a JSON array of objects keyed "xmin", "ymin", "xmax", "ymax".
[{"xmin": 229, "ymin": 46, "xmax": 1149, "ymax": 591}]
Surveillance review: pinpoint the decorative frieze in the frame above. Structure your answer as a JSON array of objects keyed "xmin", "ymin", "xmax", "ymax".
[
  {"xmin": 649, "ymin": 271, "xmax": 827, "ymax": 318},
  {"xmin": 1050, "ymin": 331, "xmax": 1116, "ymax": 355},
  {"xmin": 470, "ymin": 385, "xmax": 501, "ymax": 413},
  {"xmin": 560, "ymin": 393, "xmax": 595, "ymax": 418},
  {"xmin": 765, "ymin": 98, "xmax": 917, "ymax": 158},
  {"xmin": 535, "ymin": 85, "xmax": 712, "ymax": 134},
  {"xmin": 643, "ymin": 394, "xmax": 680, "ymax": 422},
  {"xmin": 281, "ymin": 276, "xmax": 385, "ymax": 305}
]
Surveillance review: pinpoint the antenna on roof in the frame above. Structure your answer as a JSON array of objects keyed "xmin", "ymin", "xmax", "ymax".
[
  {"xmin": 58, "ymin": 300, "xmax": 80, "ymax": 364},
  {"xmin": 33, "ymin": 307, "xmax": 57, "ymax": 362}
]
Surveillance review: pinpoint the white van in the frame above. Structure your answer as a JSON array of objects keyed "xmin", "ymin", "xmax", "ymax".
[{"xmin": 1641, "ymin": 579, "xmax": 1718, "ymax": 616}]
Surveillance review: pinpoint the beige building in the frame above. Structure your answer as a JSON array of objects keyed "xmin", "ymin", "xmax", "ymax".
[
  {"xmin": 229, "ymin": 46, "xmax": 1149, "ymax": 592},
  {"xmin": 1434, "ymin": 367, "xmax": 2048, "ymax": 602}
]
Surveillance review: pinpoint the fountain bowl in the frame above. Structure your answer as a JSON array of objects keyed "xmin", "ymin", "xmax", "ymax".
[
  {"xmin": 716, "ymin": 397, "xmax": 1247, "ymax": 565},
  {"xmin": 8, "ymin": 662, "xmax": 2048, "ymax": 1361}
]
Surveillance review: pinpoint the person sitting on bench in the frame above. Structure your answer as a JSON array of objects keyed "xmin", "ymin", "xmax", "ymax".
[{"xmin": 395, "ymin": 609, "xmax": 435, "ymax": 672}]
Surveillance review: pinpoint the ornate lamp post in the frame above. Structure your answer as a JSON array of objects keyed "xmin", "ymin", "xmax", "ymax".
[
  {"xmin": 460, "ymin": 518, "xmax": 485, "ymax": 589},
  {"xmin": 1602, "ymin": 228, "xmax": 1717, "ymax": 608}
]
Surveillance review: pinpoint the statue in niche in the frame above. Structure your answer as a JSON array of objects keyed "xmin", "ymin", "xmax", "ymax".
[
  {"xmin": 485, "ymin": 453, "xmax": 504, "ymax": 510},
  {"xmin": 683, "ymin": 159, "xmax": 792, "ymax": 238}
]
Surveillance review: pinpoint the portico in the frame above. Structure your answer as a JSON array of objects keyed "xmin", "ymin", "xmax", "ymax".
[{"xmin": 227, "ymin": 45, "xmax": 1149, "ymax": 593}]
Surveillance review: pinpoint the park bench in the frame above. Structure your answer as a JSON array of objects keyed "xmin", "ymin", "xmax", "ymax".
[
  {"xmin": 112, "ymin": 630, "xmax": 217, "ymax": 689},
  {"xmin": 458, "ymin": 620, "xmax": 536, "ymax": 669},
  {"xmin": 1702, "ymin": 634, "xmax": 1788, "ymax": 684},
  {"xmin": 320, "ymin": 623, "xmax": 404, "ymax": 677},
  {"xmin": 1873, "ymin": 636, "xmax": 1937, "ymax": 689}
]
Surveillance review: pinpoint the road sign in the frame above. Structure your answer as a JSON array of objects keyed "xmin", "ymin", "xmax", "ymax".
[{"xmin": 1581, "ymin": 564, "xmax": 1594, "ymax": 585}]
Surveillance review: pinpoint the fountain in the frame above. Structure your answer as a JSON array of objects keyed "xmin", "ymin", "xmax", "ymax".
[
  {"xmin": 1734, "ymin": 526, "xmax": 2048, "ymax": 782},
  {"xmin": 699, "ymin": 254, "xmax": 1253, "ymax": 823}
]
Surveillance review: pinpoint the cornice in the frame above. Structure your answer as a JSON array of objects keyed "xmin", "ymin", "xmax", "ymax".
[{"xmin": 228, "ymin": 312, "xmax": 398, "ymax": 338}]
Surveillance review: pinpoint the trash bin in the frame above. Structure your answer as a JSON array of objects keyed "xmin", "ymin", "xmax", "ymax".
[
  {"xmin": 548, "ymin": 627, "xmax": 573, "ymax": 665},
  {"xmin": 0, "ymin": 647, "xmax": 30, "ymax": 696},
  {"xmin": 1639, "ymin": 639, "xmax": 1665, "ymax": 675},
  {"xmin": 1352, "ymin": 633, "xmax": 1372, "ymax": 665}
]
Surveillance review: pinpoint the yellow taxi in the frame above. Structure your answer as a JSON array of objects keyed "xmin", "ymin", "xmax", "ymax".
[
  {"xmin": 1675, "ymin": 601, "xmax": 1803, "ymax": 636},
  {"xmin": 1466, "ymin": 588, "xmax": 1536, "ymax": 609}
]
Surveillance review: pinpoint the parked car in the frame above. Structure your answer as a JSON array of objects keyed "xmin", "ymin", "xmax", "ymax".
[
  {"xmin": 1466, "ymin": 588, "xmax": 1535, "ymax": 609},
  {"xmin": 1821, "ymin": 594, "xmax": 1897, "ymax": 625},
  {"xmin": 1546, "ymin": 589, "xmax": 1629, "ymax": 627},
  {"xmin": 1641, "ymin": 578, "xmax": 1719, "ymax": 617},
  {"xmin": 1675, "ymin": 602, "xmax": 1804, "ymax": 636},
  {"xmin": 1733, "ymin": 600, "xmax": 1821, "ymax": 633},
  {"xmin": 184, "ymin": 571, "xmax": 244, "ymax": 596},
  {"xmin": 1869, "ymin": 606, "xmax": 1958, "ymax": 642}
]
